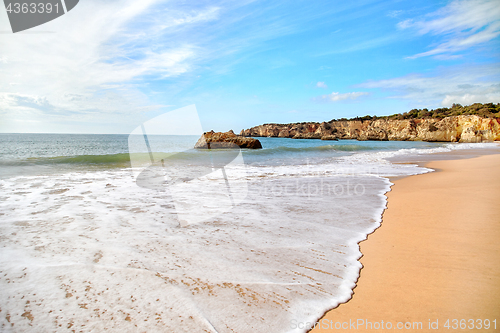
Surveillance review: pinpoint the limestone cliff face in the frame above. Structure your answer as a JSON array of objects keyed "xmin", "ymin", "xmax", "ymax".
[
  {"xmin": 195, "ymin": 130, "xmax": 262, "ymax": 149},
  {"xmin": 240, "ymin": 116, "xmax": 500, "ymax": 143}
]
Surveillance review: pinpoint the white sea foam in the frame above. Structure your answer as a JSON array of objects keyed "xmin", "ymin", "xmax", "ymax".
[{"xmin": 0, "ymin": 163, "xmax": 389, "ymax": 332}]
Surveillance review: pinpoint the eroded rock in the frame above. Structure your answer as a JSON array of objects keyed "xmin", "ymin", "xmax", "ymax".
[{"xmin": 195, "ymin": 130, "xmax": 262, "ymax": 149}]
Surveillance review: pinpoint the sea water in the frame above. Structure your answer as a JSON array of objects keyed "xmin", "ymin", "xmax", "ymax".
[{"xmin": 0, "ymin": 133, "xmax": 498, "ymax": 332}]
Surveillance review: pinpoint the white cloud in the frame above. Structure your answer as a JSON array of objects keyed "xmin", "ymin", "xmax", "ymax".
[
  {"xmin": 398, "ymin": 0, "xmax": 500, "ymax": 58},
  {"xmin": 441, "ymin": 93, "xmax": 497, "ymax": 106},
  {"xmin": 316, "ymin": 81, "xmax": 327, "ymax": 88},
  {"xmin": 396, "ymin": 19, "xmax": 413, "ymax": 30},
  {"xmin": 387, "ymin": 10, "xmax": 403, "ymax": 18},
  {"xmin": 0, "ymin": 0, "xmax": 219, "ymax": 131},
  {"xmin": 358, "ymin": 63, "xmax": 500, "ymax": 107},
  {"xmin": 314, "ymin": 91, "xmax": 369, "ymax": 102}
]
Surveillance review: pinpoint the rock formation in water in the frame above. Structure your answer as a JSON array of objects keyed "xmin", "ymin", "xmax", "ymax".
[
  {"xmin": 195, "ymin": 130, "xmax": 263, "ymax": 149},
  {"xmin": 240, "ymin": 115, "xmax": 500, "ymax": 143}
]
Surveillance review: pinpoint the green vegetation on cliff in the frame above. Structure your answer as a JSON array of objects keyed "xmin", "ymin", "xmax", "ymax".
[{"xmin": 336, "ymin": 103, "xmax": 500, "ymax": 122}]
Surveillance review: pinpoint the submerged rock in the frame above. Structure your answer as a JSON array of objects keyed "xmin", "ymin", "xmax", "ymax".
[
  {"xmin": 292, "ymin": 132, "xmax": 322, "ymax": 139},
  {"xmin": 321, "ymin": 135, "xmax": 339, "ymax": 141},
  {"xmin": 195, "ymin": 130, "xmax": 262, "ymax": 149}
]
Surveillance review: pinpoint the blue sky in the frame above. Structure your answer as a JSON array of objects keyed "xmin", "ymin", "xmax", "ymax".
[{"xmin": 0, "ymin": 0, "xmax": 499, "ymax": 133}]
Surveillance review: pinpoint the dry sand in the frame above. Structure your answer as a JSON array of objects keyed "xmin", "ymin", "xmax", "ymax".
[{"xmin": 310, "ymin": 154, "xmax": 500, "ymax": 332}]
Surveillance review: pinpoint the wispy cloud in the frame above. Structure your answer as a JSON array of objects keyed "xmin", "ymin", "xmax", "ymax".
[
  {"xmin": 313, "ymin": 91, "xmax": 369, "ymax": 103},
  {"xmin": 387, "ymin": 10, "xmax": 403, "ymax": 18},
  {"xmin": 398, "ymin": 0, "xmax": 500, "ymax": 59},
  {"xmin": 316, "ymin": 81, "xmax": 327, "ymax": 88},
  {"xmin": 358, "ymin": 63, "xmax": 500, "ymax": 106},
  {"xmin": 0, "ymin": 0, "xmax": 210, "ymax": 128}
]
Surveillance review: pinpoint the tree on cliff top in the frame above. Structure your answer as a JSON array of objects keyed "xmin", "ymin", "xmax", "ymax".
[{"xmin": 329, "ymin": 103, "xmax": 500, "ymax": 122}]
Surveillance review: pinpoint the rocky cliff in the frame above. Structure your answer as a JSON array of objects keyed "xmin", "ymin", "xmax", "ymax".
[
  {"xmin": 195, "ymin": 130, "xmax": 262, "ymax": 149},
  {"xmin": 240, "ymin": 115, "xmax": 500, "ymax": 143}
]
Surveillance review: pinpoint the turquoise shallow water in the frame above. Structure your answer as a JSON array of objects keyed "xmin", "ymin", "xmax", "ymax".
[
  {"xmin": 0, "ymin": 133, "xmax": 447, "ymax": 178},
  {"xmin": 0, "ymin": 133, "xmax": 446, "ymax": 161}
]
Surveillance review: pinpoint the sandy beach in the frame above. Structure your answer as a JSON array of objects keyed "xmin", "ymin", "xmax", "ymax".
[{"xmin": 311, "ymin": 154, "xmax": 500, "ymax": 332}]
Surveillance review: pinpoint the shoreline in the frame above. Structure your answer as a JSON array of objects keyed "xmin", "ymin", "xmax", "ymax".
[{"xmin": 310, "ymin": 153, "xmax": 500, "ymax": 332}]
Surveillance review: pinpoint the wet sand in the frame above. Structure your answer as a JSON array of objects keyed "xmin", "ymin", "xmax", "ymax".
[{"xmin": 311, "ymin": 154, "xmax": 500, "ymax": 332}]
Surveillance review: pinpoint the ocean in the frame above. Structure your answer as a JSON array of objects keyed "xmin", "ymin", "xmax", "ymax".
[{"xmin": 0, "ymin": 133, "xmax": 498, "ymax": 332}]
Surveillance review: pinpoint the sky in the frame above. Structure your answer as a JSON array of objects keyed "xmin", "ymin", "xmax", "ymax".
[{"xmin": 0, "ymin": 0, "xmax": 499, "ymax": 134}]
